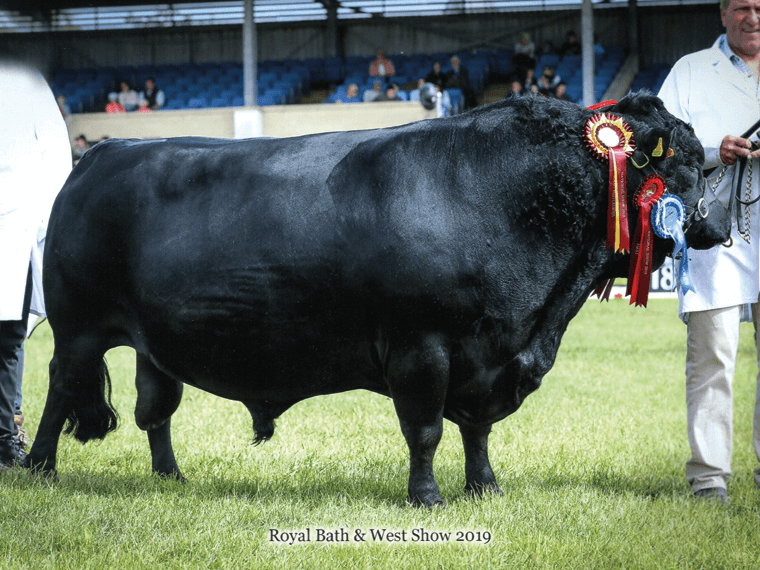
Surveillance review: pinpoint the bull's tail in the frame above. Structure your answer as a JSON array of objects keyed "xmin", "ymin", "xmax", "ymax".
[{"xmin": 62, "ymin": 357, "xmax": 119, "ymax": 443}]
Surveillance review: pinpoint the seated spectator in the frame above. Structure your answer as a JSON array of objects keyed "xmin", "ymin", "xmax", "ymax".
[
  {"xmin": 139, "ymin": 77, "xmax": 165, "ymax": 110},
  {"xmin": 560, "ymin": 31, "xmax": 582, "ymax": 57},
  {"xmin": 446, "ymin": 55, "xmax": 475, "ymax": 110},
  {"xmin": 138, "ymin": 100, "xmax": 152, "ymax": 113},
  {"xmin": 105, "ymin": 92, "xmax": 125, "ymax": 114},
  {"xmin": 512, "ymin": 32, "xmax": 536, "ymax": 82},
  {"xmin": 56, "ymin": 94, "xmax": 70, "ymax": 117},
  {"xmin": 594, "ymin": 34, "xmax": 606, "ymax": 59},
  {"xmin": 72, "ymin": 134, "xmax": 89, "ymax": 165},
  {"xmin": 369, "ymin": 49, "xmax": 395, "ymax": 79},
  {"xmin": 410, "ymin": 80, "xmax": 451, "ymax": 116},
  {"xmin": 537, "ymin": 66, "xmax": 561, "ymax": 97},
  {"xmin": 408, "ymin": 78, "xmax": 426, "ymax": 101},
  {"xmin": 523, "ymin": 68, "xmax": 538, "ymax": 94},
  {"xmin": 335, "ymin": 83, "xmax": 361, "ymax": 104},
  {"xmin": 374, "ymin": 83, "xmax": 402, "ymax": 102},
  {"xmin": 425, "ymin": 61, "xmax": 447, "ymax": 90},
  {"xmin": 554, "ymin": 82, "xmax": 573, "ymax": 102},
  {"xmin": 118, "ymin": 81, "xmax": 139, "ymax": 112},
  {"xmin": 507, "ymin": 78, "xmax": 525, "ymax": 97},
  {"xmin": 363, "ymin": 80, "xmax": 384, "ymax": 102}
]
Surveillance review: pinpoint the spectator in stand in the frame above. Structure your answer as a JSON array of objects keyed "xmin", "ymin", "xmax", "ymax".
[
  {"xmin": 363, "ymin": 79, "xmax": 384, "ymax": 102},
  {"xmin": 512, "ymin": 32, "xmax": 537, "ymax": 82},
  {"xmin": 537, "ymin": 65, "xmax": 561, "ymax": 97},
  {"xmin": 374, "ymin": 83, "xmax": 402, "ymax": 102},
  {"xmin": 56, "ymin": 94, "xmax": 70, "ymax": 118},
  {"xmin": 410, "ymin": 80, "xmax": 452, "ymax": 116},
  {"xmin": 369, "ymin": 49, "xmax": 395, "ymax": 80},
  {"xmin": 72, "ymin": 134, "xmax": 89, "ymax": 165},
  {"xmin": 117, "ymin": 81, "xmax": 139, "ymax": 112},
  {"xmin": 554, "ymin": 81, "xmax": 573, "ymax": 102},
  {"xmin": 560, "ymin": 31, "xmax": 582, "ymax": 57},
  {"xmin": 105, "ymin": 92, "xmax": 125, "ymax": 114},
  {"xmin": 409, "ymin": 78, "xmax": 426, "ymax": 101},
  {"xmin": 140, "ymin": 77, "xmax": 165, "ymax": 111},
  {"xmin": 138, "ymin": 100, "xmax": 151, "ymax": 113},
  {"xmin": 335, "ymin": 82, "xmax": 361, "ymax": 104},
  {"xmin": 507, "ymin": 77, "xmax": 525, "ymax": 97},
  {"xmin": 425, "ymin": 61, "xmax": 447, "ymax": 90},
  {"xmin": 594, "ymin": 34, "xmax": 606, "ymax": 59},
  {"xmin": 523, "ymin": 68, "xmax": 538, "ymax": 94},
  {"xmin": 445, "ymin": 55, "xmax": 475, "ymax": 110}
]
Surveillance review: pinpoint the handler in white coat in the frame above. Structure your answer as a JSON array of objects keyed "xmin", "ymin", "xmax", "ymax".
[
  {"xmin": 658, "ymin": 0, "xmax": 760, "ymax": 503},
  {"xmin": 0, "ymin": 61, "xmax": 71, "ymax": 467}
]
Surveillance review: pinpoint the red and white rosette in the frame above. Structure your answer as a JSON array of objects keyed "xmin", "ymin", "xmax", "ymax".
[
  {"xmin": 626, "ymin": 174, "xmax": 665, "ymax": 308},
  {"xmin": 584, "ymin": 113, "xmax": 636, "ymax": 253}
]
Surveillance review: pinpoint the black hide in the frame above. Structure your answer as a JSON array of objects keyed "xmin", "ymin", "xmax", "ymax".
[{"xmin": 27, "ymin": 91, "xmax": 729, "ymax": 506}]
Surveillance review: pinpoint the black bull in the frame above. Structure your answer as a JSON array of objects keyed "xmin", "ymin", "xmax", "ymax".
[{"xmin": 26, "ymin": 92, "xmax": 730, "ymax": 506}]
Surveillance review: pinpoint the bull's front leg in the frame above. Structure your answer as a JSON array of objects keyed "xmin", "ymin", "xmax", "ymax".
[
  {"xmin": 459, "ymin": 423, "xmax": 501, "ymax": 496},
  {"xmin": 386, "ymin": 332, "xmax": 449, "ymax": 508}
]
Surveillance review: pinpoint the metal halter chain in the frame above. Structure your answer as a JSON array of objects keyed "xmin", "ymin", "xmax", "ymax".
[
  {"xmin": 710, "ymin": 163, "xmax": 752, "ymax": 244},
  {"xmin": 743, "ymin": 160, "xmax": 753, "ymax": 244}
]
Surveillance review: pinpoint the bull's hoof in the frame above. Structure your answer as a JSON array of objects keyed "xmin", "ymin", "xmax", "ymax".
[
  {"xmin": 406, "ymin": 494, "xmax": 446, "ymax": 509},
  {"xmin": 154, "ymin": 470, "xmax": 186, "ymax": 483},
  {"xmin": 464, "ymin": 481, "xmax": 503, "ymax": 498},
  {"xmin": 20, "ymin": 455, "xmax": 60, "ymax": 482}
]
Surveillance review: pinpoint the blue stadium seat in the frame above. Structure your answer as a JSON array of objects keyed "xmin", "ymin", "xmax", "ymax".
[
  {"xmin": 186, "ymin": 97, "xmax": 208, "ymax": 109},
  {"xmin": 209, "ymin": 97, "xmax": 230, "ymax": 108},
  {"xmin": 257, "ymin": 94, "xmax": 275, "ymax": 106}
]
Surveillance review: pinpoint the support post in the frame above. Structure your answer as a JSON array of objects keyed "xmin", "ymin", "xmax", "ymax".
[{"xmin": 243, "ymin": 0, "xmax": 257, "ymax": 107}]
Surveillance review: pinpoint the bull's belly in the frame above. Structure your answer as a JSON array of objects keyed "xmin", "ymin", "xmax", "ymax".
[{"xmin": 138, "ymin": 320, "xmax": 387, "ymax": 403}]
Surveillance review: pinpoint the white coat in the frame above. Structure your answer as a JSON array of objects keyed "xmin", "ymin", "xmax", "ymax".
[
  {"xmin": 0, "ymin": 62, "xmax": 72, "ymax": 321},
  {"xmin": 658, "ymin": 37, "xmax": 760, "ymax": 321}
]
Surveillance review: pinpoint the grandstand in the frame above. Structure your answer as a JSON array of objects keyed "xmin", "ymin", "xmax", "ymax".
[{"xmin": 0, "ymin": 0, "xmax": 723, "ymax": 137}]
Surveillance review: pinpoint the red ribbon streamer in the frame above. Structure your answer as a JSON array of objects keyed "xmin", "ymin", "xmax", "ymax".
[
  {"xmin": 584, "ymin": 113, "xmax": 635, "ymax": 255},
  {"xmin": 626, "ymin": 175, "xmax": 665, "ymax": 307},
  {"xmin": 607, "ymin": 147, "xmax": 630, "ymax": 253},
  {"xmin": 593, "ymin": 278, "xmax": 616, "ymax": 302}
]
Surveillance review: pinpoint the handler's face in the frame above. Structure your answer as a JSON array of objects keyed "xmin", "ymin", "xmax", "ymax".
[{"xmin": 723, "ymin": 0, "xmax": 760, "ymax": 59}]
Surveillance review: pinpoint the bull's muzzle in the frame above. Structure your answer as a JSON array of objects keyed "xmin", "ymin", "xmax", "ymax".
[{"xmin": 684, "ymin": 179, "xmax": 732, "ymax": 250}]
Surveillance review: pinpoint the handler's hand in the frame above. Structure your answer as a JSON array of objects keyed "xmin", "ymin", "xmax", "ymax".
[{"xmin": 720, "ymin": 134, "xmax": 760, "ymax": 165}]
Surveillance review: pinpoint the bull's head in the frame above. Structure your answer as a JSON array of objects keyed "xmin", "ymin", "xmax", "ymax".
[{"xmin": 611, "ymin": 93, "xmax": 732, "ymax": 251}]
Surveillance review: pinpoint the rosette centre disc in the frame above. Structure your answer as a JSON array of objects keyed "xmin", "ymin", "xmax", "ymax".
[{"xmin": 598, "ymin": 126, "xmax": 622, "ymax": 148}]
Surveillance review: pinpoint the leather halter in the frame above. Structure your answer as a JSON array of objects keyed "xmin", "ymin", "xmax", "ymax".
[{"xmin": 629, "ymin": 148, "xmax": 709, "ymax": 235}]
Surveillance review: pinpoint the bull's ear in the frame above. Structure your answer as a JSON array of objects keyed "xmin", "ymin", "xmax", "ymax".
[{"xmin": 640, "ymin": 128, "xmax": 674, "ymax": 161}]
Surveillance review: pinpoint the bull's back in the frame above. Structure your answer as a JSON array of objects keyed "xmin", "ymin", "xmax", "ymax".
[{"xmin": 45, "ymin": 135, "xmax": 388, "ymax": 396}]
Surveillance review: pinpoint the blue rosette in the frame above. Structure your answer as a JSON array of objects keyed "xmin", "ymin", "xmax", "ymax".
[{"xmin": 651, "ymin": 194, "xmax": 695, "ymax": 295}]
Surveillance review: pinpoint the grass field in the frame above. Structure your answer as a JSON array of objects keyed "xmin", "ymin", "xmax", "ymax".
[{"xmin": 1, "ymin": 298, "xmax": 759, "ymax": 569}]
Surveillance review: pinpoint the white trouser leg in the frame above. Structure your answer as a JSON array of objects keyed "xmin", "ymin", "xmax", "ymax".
[{"xmin": 685, "ymin": 306, "xmax": 740, "ymax": 492}]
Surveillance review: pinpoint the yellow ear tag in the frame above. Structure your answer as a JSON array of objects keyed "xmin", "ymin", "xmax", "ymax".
[
  {"xmin": 652, "ymin": 137, "xmax": 664, "ymax": 157},
  {"xmin": 666, "ymin": 147, "xmax": 674, "ymax": 158}
]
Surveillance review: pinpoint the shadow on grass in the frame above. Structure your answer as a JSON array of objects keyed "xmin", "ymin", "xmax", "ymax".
[{"xmin": 8, "ymin": 456, "xmax": 691, "ymax": 511}]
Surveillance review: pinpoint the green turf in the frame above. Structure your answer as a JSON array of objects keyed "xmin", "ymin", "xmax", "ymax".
[{"xmin": 1, "ymin": 298, "xmax": 758, "ymax": 569}]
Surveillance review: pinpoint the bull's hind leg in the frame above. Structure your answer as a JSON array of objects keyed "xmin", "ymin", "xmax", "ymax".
[
  {"xmin": 386, "ymin": 332, "xmax": 449, "ymax": 508},
  {"xmin": 26, "ymin": 343, "xmax": 118, "ymax": 476},
  {"xmin": 134, "ymin": 355, "xmax": 184, "ymax": 479},
  {"xmin": 459, "ymin": 423, "xmax": 502, "ymax": 496}
]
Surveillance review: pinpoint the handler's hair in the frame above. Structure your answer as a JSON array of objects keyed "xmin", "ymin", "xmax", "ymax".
[{"xmin": 720, "ymin": 0, "xmax": 730, "ymax": 10}]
